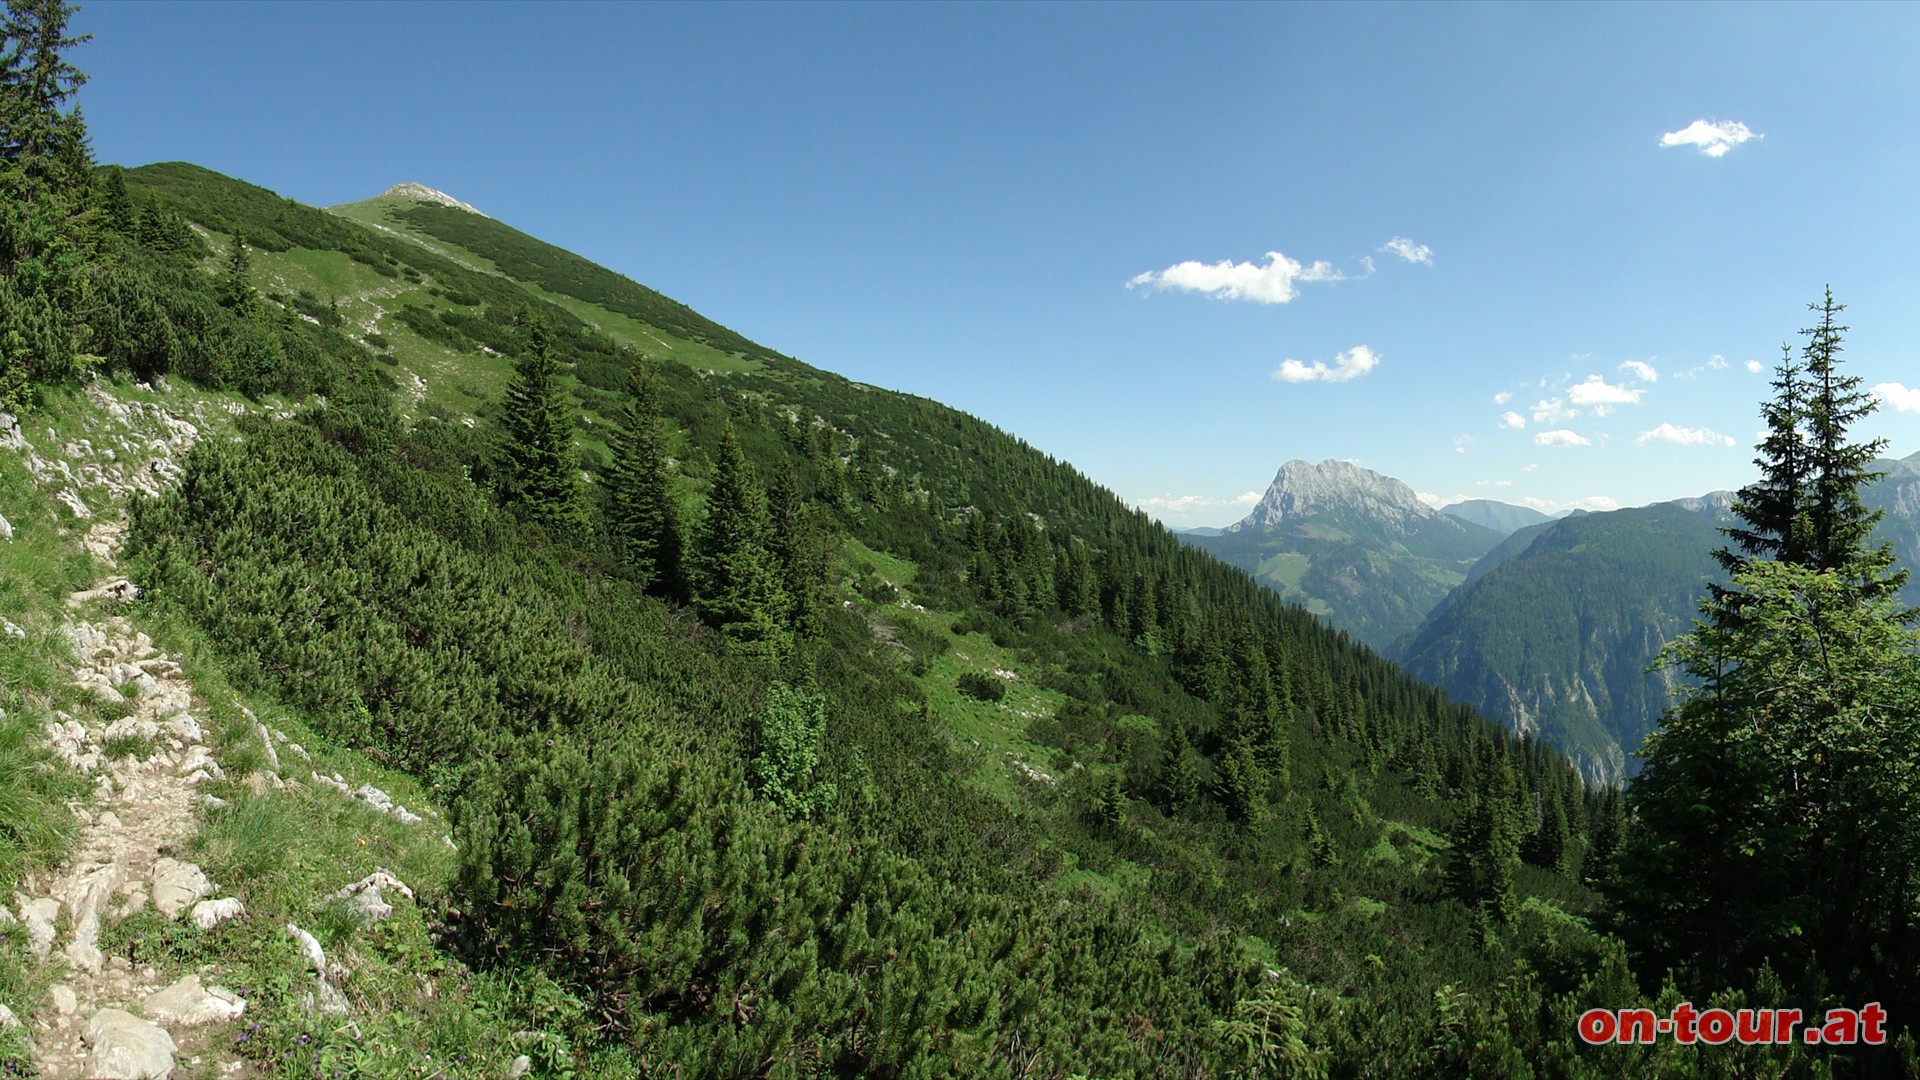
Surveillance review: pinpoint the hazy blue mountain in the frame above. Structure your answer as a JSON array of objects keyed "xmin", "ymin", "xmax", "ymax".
[{"xmin": 1442, "ymin": 498, "xmax": 1553, "ymax": 536}]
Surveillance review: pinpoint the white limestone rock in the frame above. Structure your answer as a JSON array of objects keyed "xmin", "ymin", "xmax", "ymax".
[
  {"xmin": 143, "ymin": 974, "xmax": 246, "ymax": 1025},
  {"xmin": 331, "ymin": 870, "xmax": 414, "ymax": 924},
  {"xmin": 190, "ymin": 897, "xmax": 246, "ymax": 930},
  {"xmin": 150, "ymin": 857, "xmax": 213, "ymax": 918},
  {"xmin": 286, "ymin": 923, "xmax": 349, "ymax": 1015},
  {"xmin": 83, "ymin": 1008, "xmax": 177, "ymax": 1079}
]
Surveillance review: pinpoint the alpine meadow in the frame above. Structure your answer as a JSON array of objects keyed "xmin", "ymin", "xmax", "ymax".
[{"xmin": 3, "ymin": 3, "xmax": 1920, "ymax": 1079}]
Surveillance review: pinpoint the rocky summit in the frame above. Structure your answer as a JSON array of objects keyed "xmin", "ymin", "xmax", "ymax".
[{"xmin": 1227, "ymin": 458, "xmax": 1439, "ymax": 534}]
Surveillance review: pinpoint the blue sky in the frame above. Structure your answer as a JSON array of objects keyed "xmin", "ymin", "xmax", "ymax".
[{"xmin": 75, "ymin": 2, "xmax": 1920, "ymax": 527}]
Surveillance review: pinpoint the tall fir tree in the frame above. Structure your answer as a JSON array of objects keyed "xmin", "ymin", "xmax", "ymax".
[
  {"xmin": 0, "ymin": 0, "xmax": 93, "ymax": 407},
  {"xmin": 1717, "ymin": 343, "xmax": 1811, "ymax": 576},
  {"xmin": 692, "ymin": 423, "xmax": 792, "ymax": 660},
  {"xmin": 1618, "ymin": 291, "xmax": 1920, "ymax": 1004},
  {"xmin": 603, "ymin": 353, "xmax": 685, "ymax": 599},
  {"xmin": 1799, "ymin": 288, "xmax": 1906, "ymax": 600},
  {"xmin": 767, "ymin": 453, "xmax": 825, "ymax": 634},
  {"xmin": 221, "ymin": 235, "xmax": 253, "ymax": 314},
  {"xmin": 498, "ymin": 313, "xmax": 583, "ymax": 532},
  {"xmin": 0, "ymin": 0, "xmax": 90, "ymax": 194}
]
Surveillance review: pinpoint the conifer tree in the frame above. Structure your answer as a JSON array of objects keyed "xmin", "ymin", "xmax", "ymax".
[
  {"xmin": 221, "ymin": 236, "xmax": 253, "ymax": 314},
  {"xmin": 1718, "ymin": 343, "xmax": 1811, "ymax": 576},
  {"xmin": 603, "ymin": 353, "xmax": 685, "ymax": 598},
  {"xmin": 0, "ymin": 0, "xmax": 92, "ymax": 403},
  {"xmin": 498, "ymin": 313, "xmax": 583, "ymax": 531},
  {"xmin": 1799, "ymin": 289, "xmax": 1905, "ymax": 600},
  {"xmin": 97, "ymin": 162, "xmax": 132, "ymax": 237},
  {"xmin": 767, "ymin": 453, "xmax": 825, "ymax": 633},
  {"xmin": 692, "ymin": 423, "xmax": 792, "ymax": 660},
  {"xmin": 1620, "ymin": 291, "xmax": 1920, "ymax": 1001},
  {"xmin": 0, "ymin": 0, "xmax": 90, "ymax": 194}
]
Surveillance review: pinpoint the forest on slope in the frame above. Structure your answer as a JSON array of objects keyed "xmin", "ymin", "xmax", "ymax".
[{"xmin": 3, "ymin": 5, "xmax": 1917, "ymax": 1076}]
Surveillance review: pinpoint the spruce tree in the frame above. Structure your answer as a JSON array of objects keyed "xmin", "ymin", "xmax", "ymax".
[
  {"xmin": 692, "ymin": 423, "xmax": 792, "ymax": 660},
  {"xmin": 1619, "ymin": 292, "xmax": 1920, "ymax": 1002},
  {"xmin": 0, "ymin": 0, "xmax": 90, "ymax": 195},
  {"xmin": 221, "ymin": 235, "xmax": 253, "ymax": 314},
  {"xmin": 767, "ymin": 453, "xmax": 824, "ymax": 633},
  {"xmin": 1799, "ymin": 289, "xmax": 1905, "ymax": 600},
  {"xmin": 603, "ymin": 353, "xmax": 685, "ymax": 599},
  {"xmin": 498, "ymin": 313, "xmax": 583, "ymax": 532},
  {"xmin": 1718, "ymin": 344, "xmax": 1811, "ymax": 575},
  {"xmin": 0, "ymin": 0, "xmax": 92, "ymax": 401}
]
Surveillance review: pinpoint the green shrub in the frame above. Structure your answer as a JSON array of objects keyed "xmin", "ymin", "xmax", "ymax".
[{"xmin": 956, "ymin": 670, "xmax": 1005, "ymax": 703}]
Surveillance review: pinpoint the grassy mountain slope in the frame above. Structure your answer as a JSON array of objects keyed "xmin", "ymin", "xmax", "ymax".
[{"xmin": 1, "ymin": 160, "xmax": 1686, "ymax": 1074}]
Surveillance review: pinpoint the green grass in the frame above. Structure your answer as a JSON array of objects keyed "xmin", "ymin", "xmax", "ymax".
[{"xmin": 1255, "ymin": 551, "xmax": 1311, "ymax": 589}]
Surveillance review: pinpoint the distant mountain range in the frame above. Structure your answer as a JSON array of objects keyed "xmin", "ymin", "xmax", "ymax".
[
  {"xmin": 1441, "ymin": 498, "xmax": 1553, "ymax": 535},
  {"xmin": 1182, "ymin": 460, "xmax": 1504, "ymax": 651},
  {"xmin": 1184, "ymin": 452, "xmax": 1920, "ymax": 784}
]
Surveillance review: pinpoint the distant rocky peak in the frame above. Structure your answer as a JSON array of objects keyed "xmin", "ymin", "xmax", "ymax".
[
  {"xmin": 1227, "ymin": 458, "xmax": 1436, "ymax": 533},
  {"xmin": 381, "ymin": 182, "xmax": 488, "ymax": 218}
]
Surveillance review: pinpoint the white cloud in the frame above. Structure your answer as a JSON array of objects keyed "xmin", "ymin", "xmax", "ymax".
[
  {"xmin": 1492, "ymin": 390, "xmax": 1513, "ymax": 405},
  {"xmin": 1533, "ymin": 397, "xmax": 1576, "ymax": 424},
  {"xmin": 1272, "ymin": 345, "xmax": 1380, "ymax": 383},
  {"xmin": 1381, "ymin": 237, "xmax": 1433, "ymax": 265},
  {"xmin": 1453, "ymin": 434, "xmax": 1477, "ymax": 454},
  {"xmin": 1520, "ymin": 494, "xmax": 1620, "ymax": 513},
  {"xmin": 1134, "ymin": 490, "xmax": 1263, "ymax": 516},
  {"xmin": 1568, "ymin": 374, "xmax": 1643, "ymax": 407},
  {"xmin": 1660, "ymin": 119, "xmax": 1761, "ymax": 158},
  {"xmin": 1499, "ymin": 411, "xmax": 1526, "ymax": 430},
  {"xmin": 1635, "ymin": 422, "xmax": 1737, "ymax": 447},
  {"xmin": 1874, "ymin": 382, "xmax": 1920, "ymax": 413},
  {"xmin": 1618, "ymin": 360, "xmax": 1658, "ymax": 383},
  {"xmin": 1708, "ymin": 355, "xmax": 1729, "ymax": 370},
  {"xmin": 1495, "ymin": 479, "xmax": 1513, "ymax": 487},
  {"xmin": 1520, "ymin": 463, "xmax": 1538, "ymax": 473},
  {"xmin": 1534, "ymin": 429, "xmax": 1592, "ymax": 447},
  {"xmin": 1745, "ymin": 359, "xmax": 1763, "ymax": 374},
  {"xmin": 1128, "ymin": 250, "xmax": 1342, "ymax": 304}
]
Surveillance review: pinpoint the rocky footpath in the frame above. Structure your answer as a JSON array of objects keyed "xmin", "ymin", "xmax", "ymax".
[{"xmin": 1, "ymin": 385, "xmax": 460, "ymax": 1078}]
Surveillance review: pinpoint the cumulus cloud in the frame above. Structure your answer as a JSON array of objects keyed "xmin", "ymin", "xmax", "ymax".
[
  {"xmin": 1499, "ymin": 411, "xmax": 1526, "ymax": 430},
  {"xmin": 1454, "ymin": 435, "xmax": 1476, "ymax": 454},
  {"xmin": 1272, "ymin": 345, "xmax": 1380, "ymax": 383},
  {"xmin": 1618, "ymin": 360, "xmax": 1658, "ymax": 383},
  {"xmin": 1128, "ymin": 250, "xmax": 1343, "ymax": 304},
  {"xmin": 1134, "ymin": 491, "xmax": 1263, "ymax": 516},
  {"xmin": 1745, "ymin": 359, "xmax": 1763, "ymax": 373},
  {"xmin": 1874, "ymin": 382, "xmax": 1920, "ymax": 413},
  {"xmin": 1520, "ymin": 463, "xmax": 1538, "ymax": 472},
  {"xmin": 1568, "ymin": 374, "xmax": 1643, "ymax": 407},
  {"xmin": 1635, "ymin": 423, "xmax": 1737, "ymax": 447},
  {"xmin": 1381, "ymin": 237, "xmax": 1433, "ymax": 265},
  {"xmin": 1520, "ymin": 494, "xmax": 1620, "ymax": 513},
  {"xmin": 1492, "ymin": 390, "xmax": 1513, "ymax": 405},
  {"xmin": 1709, "ymin": 356, "xmax": 1729, "ymax": 370},
  {"xmin": 1660, "ymin": 119, "xmax": 1761, "ymax": 158},
  {"xmin": 1533, "ymin": 397, "xmax": 1576, "ymax": 424},
  {"xmin": 1534, "ymin": 429, "xmax": 1591, "ymax": 447}
]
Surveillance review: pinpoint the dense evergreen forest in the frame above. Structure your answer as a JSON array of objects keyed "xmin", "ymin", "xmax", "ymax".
[{"xmin": 3, "ymin": 3, "xmax": 1918, "ymax": 1075}]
